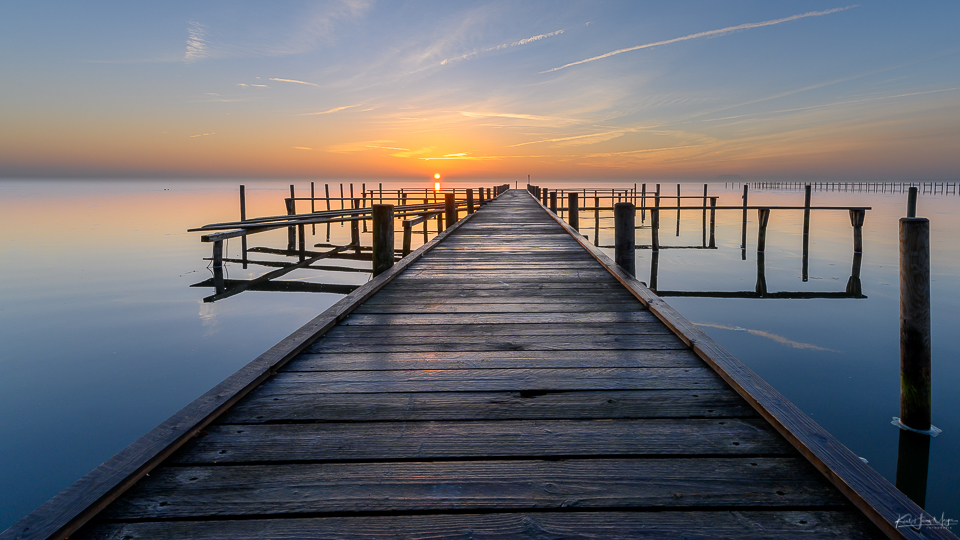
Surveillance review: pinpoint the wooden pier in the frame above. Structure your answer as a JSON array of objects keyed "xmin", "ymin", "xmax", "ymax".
[{"xmin": 4, "ymin": 189, "xmax": 954, "ymax": 540}]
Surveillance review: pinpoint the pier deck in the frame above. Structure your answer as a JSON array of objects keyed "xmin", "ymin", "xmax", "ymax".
[{"xmin": 6, "ymin": 190, "xmax": 951, "ymax": 539}]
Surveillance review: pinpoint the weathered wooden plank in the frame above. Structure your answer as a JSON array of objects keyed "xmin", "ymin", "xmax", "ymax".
[
  {"xmin": 285, "ymin": 349, "xmax": 703, "ymax": 371},
  {"xmin": 351, "ymin": 302, "xmax": 644, "ymax": 314},
  {"xmin": 320, "ymin": 322, "xmax": 671, "ymax": 338},
  {"xmin": 341, "ymin": 312, "xmax": 660, "ymax": 325},
  {"xmin": 74, "ymin": 510, "xmax": 887, "ymax": 540},
  {"xmin": 252, "ymin": 367, "xmax": 726, "ymax": 394},
  {"xmin": 218, "ymin": 388, "xmax": 758, "ymax": 423},
  {"xmin": 170, "ymin": 417, "xmax": 794, "ymax": 464},
  {"xmin": 308, "ymin": 334, "xmax": 687, "ymax": 353},
  {"xmin": 361, "ymin": 293, "xmax": 643, "ymax": 304},
  {"xmin": 100, "ymin": 457, "xmax": 848, "ymax": 520}
]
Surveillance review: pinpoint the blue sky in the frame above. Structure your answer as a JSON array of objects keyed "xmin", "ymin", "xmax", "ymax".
[{"xmin": 1, "ymin": 1, "xmax": 958, "ymax": 180}]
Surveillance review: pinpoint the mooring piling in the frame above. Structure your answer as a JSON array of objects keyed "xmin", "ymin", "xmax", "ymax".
[
  {"xmin": 568, "ymin": 192, "xmax": 579, "ymax": 230},
  {"xmin": 371, "ymin": 204, "xmax": 394, "ymax": 276},
  {"xmin": 614, "ymin": 202, "xmax": 636, "ymax": 277},
  {"xmin": 898, "ymin": 215, "xmax": 933, "ymax": 434}
]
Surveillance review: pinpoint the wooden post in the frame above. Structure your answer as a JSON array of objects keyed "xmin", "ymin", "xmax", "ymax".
[
  {"xmin": 466, "ymin": 188, "xmax": 475, "ymax": 214},
  {"xmin": 649, "ymin": 251, "xmax": 659, "ymax": 291},
  {"xmin": 756, "ymin": 252, "xmax": 767, "ymax": 296},
  {"xmin": 550, "ymin": 191, "xmax": 557, "ymax": 213},
  {"xmin": 402, "ymin": 221, "xmax": 412, "ymax": 256},
  {"xmin": 706, "ymin": 197, "xmax": 716, "ymax": 249},
  {"xmin": 614, "ymin": 202, "xmax": 636, "ymax": 277},
  {"xmin": 239, "ymin": 185, "xmax": 248, "ymax": 268},
  {"xmin": 478, "ymin": 187, "xmax": 485, "ymax": 206},
  {"xmin": 212, "ymin": 240, "xmax": 224, "ymax": 294},
  {"xmin": 310, "ymin": 182, "xmax": 315, "ymax": 213},
  {"xmin": 297, "ymin": 223, "xmax": 305, "ymax": 261},
  {"xmin": 568, "ymin": 192, "xmax": 579, "ymax": 230},
  {"xmin": 803, "ymin": 184, "xmax": 812, "ymax": 236},
  {"xmin": 285, "ymin": 197, "xmax": 296, "ymax": 251},
  {"xmin": 324, "ymin": 184, "xmax": 331, "ymax": 211},
  {"xmin": 372, "ymin": 204, "xmax": 394, "ymax": 277},
  {"xmin": 907, "ymin": 186, "xmax": 918, "ymax": 217},
  {"xmin": 351, "ymin": 199, "xmax": 360, "ymax": 249},
  {"xmin": 757, "ymin": 208, "xmax": 770, "ymax": 253},
  {"xmin": 899, "ymin": 217, "xmax": 932, "ymax": 432},
  {"xmin": 444, "ymin": 193, "xmax": 456, "ymax": 228},
  {"xmin": 850, "ymin": 209, "xmax": 865, "ymax": 253},
  {"xmin": 652, "ymin": 194, "xmax": 660, "ymax": 252},
  {"xmin": 741, "ymin": 184, "xmax": 748, "ymax": 250},
  {"xmin": 802, "ymin": 233, "xmax": 809, "ymax": 282},
  {"xmin": 640, "ymin": 183, "xmax": 646, "ymax": 222}
]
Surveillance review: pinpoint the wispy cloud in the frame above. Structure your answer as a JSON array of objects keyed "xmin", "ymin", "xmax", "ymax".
[
  {"xmin": 269, "ymin": 77, "xmax": 320, "ymax": 87},
  {"xmin": 695, "ymin": 322, "xmax": 839, "ymax": 352},
  {"xmin": 459, "ymin": 111, "xmax": 571, "ymax": 123},
  {"xmin": 190, "ymin": 132, "xmax": 215, "ymax": 138},
  {"xmin": 542, "ymin": 6, "xmax": 858, "ymax": 73},
  {"xmin": 440, "ymin": 29, "xmax": 564, "ymax": 65},
  {"xmin": 237, "ymin": 83, "xmax": 269, "ymax": 88},
  {"xmin": 302, "ymin": 104, "xmax": 362, "ymax": 115},
  {"xmin": 292, "ymin": 146, "xmax": 313, "ymax": 150},
  {"xmin": 421, "ymin": 153, "xmax": 499, "ymax": 161},
  {"xmin": 185, "ymin": 21, "xmax": 208, "ymax": 61}
]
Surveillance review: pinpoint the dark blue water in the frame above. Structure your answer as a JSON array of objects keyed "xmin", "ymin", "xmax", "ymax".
[{"xmin": 1, "ymin": 179, "xmax": 957, "ymax": 530}]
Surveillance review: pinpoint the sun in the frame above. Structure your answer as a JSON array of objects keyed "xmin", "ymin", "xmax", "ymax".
[{"xmin": 434, "ymin": 173, "xmax": 441, "ymax": 179}]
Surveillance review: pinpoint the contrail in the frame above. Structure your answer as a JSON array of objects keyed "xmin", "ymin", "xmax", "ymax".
[{"xmin": 542, "ymin": 6, "xmax": 858, "ymax": 73}]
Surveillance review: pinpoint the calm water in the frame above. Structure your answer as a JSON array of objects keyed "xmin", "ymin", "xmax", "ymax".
[{"xmin": 1, "ymin": 179, "xmax": 957, "ymax": 529}]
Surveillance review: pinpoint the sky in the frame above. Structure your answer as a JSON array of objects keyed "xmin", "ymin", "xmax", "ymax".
[{"xmin": 1, "ymin": 1, "xmax": 959, "ymax": 181}]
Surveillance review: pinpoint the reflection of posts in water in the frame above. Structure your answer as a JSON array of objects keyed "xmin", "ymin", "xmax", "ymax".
[
  {"xmin": 900, "ymin": 217, "xmax": 932, "ymax": 432},
  {"xmin": 614, "ymin": 202, "xmax": 636, "ymax": 277},
  {"xmin": 741, "ymin": 185, "xmax": 748, "ymax": 251},
  {"xmin": 212, "ymin": 240, "xmax": 225, "ymax": 294},
  {"xmin": 756, "ymin": 252, "xmax": 767, "ymax": 296},
  {"xmin": 846, "ymin": 252, "xmax": 862, "ymax": 295},
  {"xmin": 756, "ymin": 208, "xmax": 770, "ymax": 253},
  {"xmin": 568, "ymin": 192, "xmax": 579, "ymax": 230},
  {"xmin": 676, "ymin": 184, "xmax": 681, "ymax": 237},
  {"xmin": 709, "ymin": 197, "xmax": 717, "ymax": 249},
  {"xmin": 850, "ymin": 209, "xmax": 865, "ymax": 253},
  {"xmin": 297, "ymin": 224, "xmax": 306, "ymax": 262},
  {"xmin": 650, "ymin": 250, "xmax": 659, "ymax": 291},
  {"xmin": 372, "ymin": 204, "xmax": 394, "ymax": 277},
  {"xmin": 800, "ymin": 233, "xmax": 808, "ymax": 282},
  {"xmin": 896, "ymin": 429, "xmax": 931, "ymax": 508}
]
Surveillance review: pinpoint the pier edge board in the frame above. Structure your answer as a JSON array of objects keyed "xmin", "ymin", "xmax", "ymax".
[
  {"xmin": 536, "ymin": 190, "xmax": 953, "ymax": 540},
  {"xmin": 0, "ymin": 194, "xmax": 488, "ymax": 540}
]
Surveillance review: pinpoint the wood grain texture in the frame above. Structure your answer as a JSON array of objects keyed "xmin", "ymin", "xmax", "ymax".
[
  {"xmin": 169, "ymin": 417, "xmax": 794, "ymax": 464},
  {"xmin": 74, "ymin": 510, "xmax": 887, "ymax": 540},
  {"xmin": 100, "ymin": 458, "xmax": 847, "ymax": 520},
  {"xmin": 218, "ymin": 388, "xmax": 758, "ymax": 423}
]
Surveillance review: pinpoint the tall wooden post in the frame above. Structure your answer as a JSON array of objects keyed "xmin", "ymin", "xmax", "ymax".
[
  {"xmin": 709, "ymin": 197, "xmax": 717, "ymax": 249},
  {"xmin": 907, "ymin": 186, "xmax": 918, "ymax": 217},
  {"xmin": 640, "ymin": 184, "xmax": 646, "ymax": 222},
  {"xmin": 652, "ymin": 194, "xmax": 660, "ymax": 252},
  {"xmin": 757, "ymin": 208, "xmax": 771, "ymax": 253},
  {"xmin": 402, "ymin": 221, "xmax": 412, "ymax": 256},
  {"xmin": 568, "ymin": 192, "xmax": 579, "ymax": 230},
  {"xmin": 372, "ymin": 204, "xmax": 394, "ymax": 277},
  {"xmin": 285, "ymin": 197, "xmax": 296, "ymax": 251},
  {"xmin": 444, "ymin": 193, "xmax": 456, "ymax": 228},
  {"xmin": 899, "ymin": 216, "xmax": 932, "ymax": 432},
  {"xmin": 239, "ymin": 185, "xmax": 248, "ymax": 269},
  {"xmin": 741, "ymin": 185, "xmax": 749, "ymax": 250},
  {"xmin": 478, "ymin": 187, "xmax": 485, "ymax": 206},
  {"xmin": 803, "ymin": 184, "xmax": 812, "ymax": 236},
  {"xmin": 550, "ymin": 191, "xmax": 558, "ymax": 213},
  {"xmin": 310, "ymin": 182, "xmax": 315, "ymax": 213},
  {"xmin": 466, "ymin": 189, "xmax": 475, "ymax": 214},
  {"xmin": 614, "ymin": 203, "xmax": 636, "ymax": 277},
  {"xmin": 850, "ymin": 209, "xmax": 865, "ymax": 253},
  {"xmin": 351, "ymin": 199, "xmax": 360, "ymax": 250}
]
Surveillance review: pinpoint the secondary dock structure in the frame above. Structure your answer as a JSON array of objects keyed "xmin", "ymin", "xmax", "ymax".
[{"xmin": 4, "ymin": 189, "xmax": 954, "ymax": 539}]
